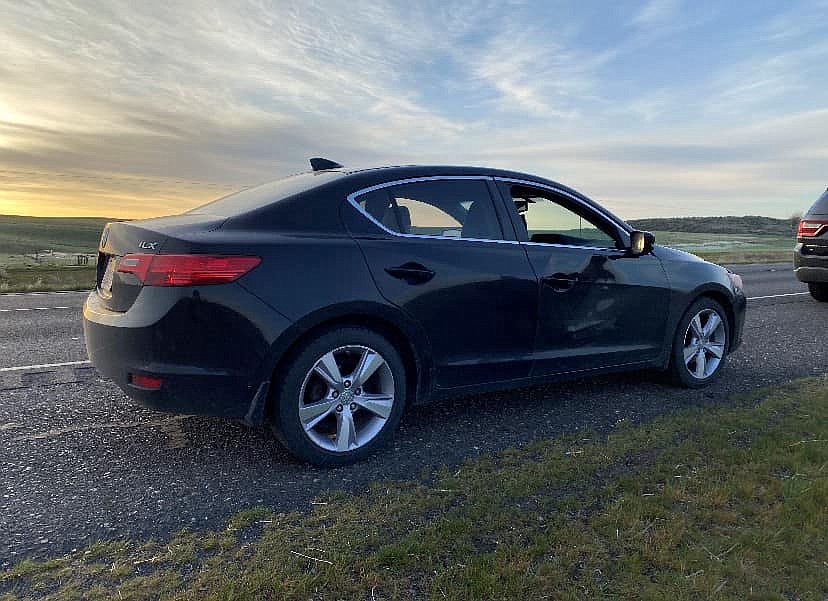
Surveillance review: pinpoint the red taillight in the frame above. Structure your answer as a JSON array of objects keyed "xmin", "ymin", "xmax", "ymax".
[
  {"xmin": 118, "ymin": 254, "xmax": 261, "ymax": 286},
  {"xmin": 130, "ymin": 373, "xmax": 163, "ymax": 389},
  {"xmin": 798, "ymin": 219, "xmax": 828, "ymax": 238}
]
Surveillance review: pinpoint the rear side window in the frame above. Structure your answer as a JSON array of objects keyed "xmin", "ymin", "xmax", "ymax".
[{"xmin": 358, "ymin": 179, "xmax": 503, "ymax": 241}]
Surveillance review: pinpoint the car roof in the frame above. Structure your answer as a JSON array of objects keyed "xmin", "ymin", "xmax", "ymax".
[
  {"xmin": 340, "ymin": 163, "xmax": 556, "ymax": 183},
  {"xmin": 326, "ymin": 163, "xmax": 592, "ymax": 203},
  {"xmin": 332, "ymin": 164, "xmax": 621, "ymax": 220},
  {"xmin": 191, "ymin": 164, "xmax": 565, "ymax": 218},
  {"xmin": 203, "ymin": 162, "xmax": 632, "ymax": 234}
]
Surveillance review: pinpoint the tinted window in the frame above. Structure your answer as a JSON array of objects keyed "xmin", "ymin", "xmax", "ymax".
[
  {"xmin": 358, "ymin": 190, "xmax": 399, "ymax": 231},
  {"xmin": 188, "ymin": 171, "xmax": 341, "ymax": 216},
  {"xmin": 360, "ymin": 180, "xmax": 504, "ymax": 240},
  {"xmin": 807, "ymin": 188, "xmax": 828, "ymax": 216},
  {"xmin": 511, "ymin": 185, "xmax": 619, "ymax": 248}
]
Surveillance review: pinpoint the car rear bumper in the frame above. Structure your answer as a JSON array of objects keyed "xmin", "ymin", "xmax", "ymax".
[
  {"xmin": 794, "ymin": 243, "xmax": 828, "ymax": 283},
  {"xmin": 83, "ymin": 284, "xmax": 290, "ymax": 423}
]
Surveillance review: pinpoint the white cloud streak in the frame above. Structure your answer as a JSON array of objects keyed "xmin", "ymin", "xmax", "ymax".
[
  {"xmin": 629, "ymin": 0, "xmax": 680, "ymax": 27},
  {"xmin": 0, "ymin": 0, "xmax": 825, "ymax": 218}
]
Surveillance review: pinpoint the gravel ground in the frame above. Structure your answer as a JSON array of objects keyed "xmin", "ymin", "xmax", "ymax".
[{"xmin": 0, "ymin": 268, "xmax": 825, "ymax": 567}]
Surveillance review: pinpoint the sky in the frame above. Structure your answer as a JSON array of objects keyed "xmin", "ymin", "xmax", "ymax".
[{"xmin": 0, "ymin": 0, "xmax": 827, "ymax": 220}]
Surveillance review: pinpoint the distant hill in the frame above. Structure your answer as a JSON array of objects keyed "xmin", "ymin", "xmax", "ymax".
[
  {"xmin": 0, "ymin": 215, "xmax": 114, "ymax": 254},
  {"xmin": 627, "ymin": 216, "xmax": 795, "ymax": 237}
]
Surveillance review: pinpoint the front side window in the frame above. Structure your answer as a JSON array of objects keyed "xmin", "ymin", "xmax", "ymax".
[
  {"xmin": 511, "ymin": 185, "xmax": 619, "ymax": 248},
  {"xmin": 358, "ymin": 179, "xmax": 504, "ymax": 241}
]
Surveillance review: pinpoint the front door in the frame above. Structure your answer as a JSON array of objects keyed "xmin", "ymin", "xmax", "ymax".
[
  {"xmin": 499, "ymin": 181, "xmax": 671, "ymax": 376},
  {"xmin": 351, "ymin": 177, "xmax": 539, "ymax": 389}
]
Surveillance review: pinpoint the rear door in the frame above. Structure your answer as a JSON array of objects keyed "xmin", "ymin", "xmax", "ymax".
[
  {"xmin": 496, "ymin": 180, "xmax": 671, "ymax": 375},
  {"xmin": 350, "ymin": 177, "xmax": 538, "ymax": 389}
]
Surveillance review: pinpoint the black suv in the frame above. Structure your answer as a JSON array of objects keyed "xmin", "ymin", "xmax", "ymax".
[{"xmin": 795, "ymin": 188, "xmax": 828, "ymax": 302}]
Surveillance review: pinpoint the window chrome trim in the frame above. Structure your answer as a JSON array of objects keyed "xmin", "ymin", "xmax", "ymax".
[
  {"xmin": 346, "ymin": 174, "xmax": 630, "ymax": 252},
  {"xmin": 521, "ymin": 241, "xmax": 622, "ymax": 252}
]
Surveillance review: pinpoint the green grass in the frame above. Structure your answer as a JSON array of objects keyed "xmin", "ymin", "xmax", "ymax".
[
  {"xmin": 650, "ymin": 231, "xmax": 794, "ymax": 264},
  {"xmin": 0, "ymin": 215, "xmax": 112, "ymax": 255},
  {"xmin": 628, "ymin": 216, "xmax": 796, "ymax": 237},
  {"xmin": 0, "ymin": 265, "xmax": 96, "ymax": 293},
  {"xmin": 2, "ymin": 376, "xmax": 826, "ymax": 600},
  {"xmin": 0, "ymin": 214, "xmax": 109, "ymax": 292}
]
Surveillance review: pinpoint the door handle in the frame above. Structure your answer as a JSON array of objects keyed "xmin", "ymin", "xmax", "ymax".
[
  {"xmin": 385, "ymin": 263, "xmax": 435, "ymax": 285},
  {"xmin": 542, "ymin": 273, "xmax": 578, "ymax": 292}
]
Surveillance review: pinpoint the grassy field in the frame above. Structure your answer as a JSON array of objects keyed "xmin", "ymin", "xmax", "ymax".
[
  {"xmin": 1, "ymin": 376, "xmax": 825, "ymax": 600},
  {"xmin": 0, "ymin": 215, "xmax": 111, "ymax": 255},
  {"xmin": 0, "ymin": 264, "xmax": 97, "ymax": 293},
  {"xmin": 0, "ymin": 215, "xmax": 110, "ymax": 292},
  {"xmin": 628, "ymin": 216, "xmax": 795, "ymax": 237},
  {"xmin": 650, "ymin": 231, "xmax": 794, "ymax": 264}
]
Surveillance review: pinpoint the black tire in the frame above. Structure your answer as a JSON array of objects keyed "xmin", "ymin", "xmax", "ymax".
[
  {"xmin": 667, "ymin": 297, "xmax": 730, "ymax": 388},
  {"xmin": 808, "ymin": 282, "xmax": 828, "ymax": 302},
  {"xmin": 271, "ymin": 326, "xmax": 406, "ymax": 466}
]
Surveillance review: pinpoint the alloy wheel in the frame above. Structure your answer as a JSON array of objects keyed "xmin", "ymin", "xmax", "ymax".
[
  {"xmin": 298, "ymin": 345, "xmax": 396, "ymax": 452},
  {"xmin": 682, "ymin": 308, "xmax": 727, "ymax": 379}
]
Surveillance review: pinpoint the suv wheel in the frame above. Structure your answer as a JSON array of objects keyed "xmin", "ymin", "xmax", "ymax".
[
  {"xmin": 808, "ymin": 282, "xmax": 828, "ymax": 302},
  {"xmin": 272, "ymin": 327, "xmax": 406, "ymax": 466},
  {"xmin": 668, "ymin": 297, "xmax": 730, "ymax": 388}
]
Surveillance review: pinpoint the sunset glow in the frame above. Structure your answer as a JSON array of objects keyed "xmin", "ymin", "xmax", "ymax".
[{"xmin": 1, "ymin": 1, "xmax": 826, "ymax": 219}]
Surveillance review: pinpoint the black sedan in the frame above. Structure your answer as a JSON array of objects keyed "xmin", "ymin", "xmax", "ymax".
[{"xmin": 83, "ymin": 160, "xmax": 746, "ymax": 465}]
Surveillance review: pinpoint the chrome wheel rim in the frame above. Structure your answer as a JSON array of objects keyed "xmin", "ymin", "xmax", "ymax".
[
  {"xmin": 298, "ymin": 345, "xmax": 395, "ymax": 453},
  {"xmin": 682, "ymin": 308, "xmax": 727, "ymax": 379}
]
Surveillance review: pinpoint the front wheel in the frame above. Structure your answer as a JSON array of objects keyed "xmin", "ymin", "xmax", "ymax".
[
  {"xmin": 271, "ymin": 327, "xmax": 406, "ymax": 466},
  {"xmin": 667, "ymin": 297, "xmax": 730, "ymax": 388},
  {"xmin": 808, "ymin": 282, "xmax": 828, "ymax": 302}
]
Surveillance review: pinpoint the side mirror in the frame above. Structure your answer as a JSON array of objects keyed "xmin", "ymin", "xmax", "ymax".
[{"xmin": 629, "ymin": 230, "xmax": 655, "ymax": 256}]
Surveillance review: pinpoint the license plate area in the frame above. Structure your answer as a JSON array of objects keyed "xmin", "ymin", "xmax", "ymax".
[{"xmin": 99, "ymin": 256, "xmax": 118, "ymax": 298}]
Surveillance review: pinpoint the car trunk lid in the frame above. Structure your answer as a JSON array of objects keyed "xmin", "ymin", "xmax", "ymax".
[{"xmin": 96, "ymin": 214, "xmax": 226, "ymax": 312}]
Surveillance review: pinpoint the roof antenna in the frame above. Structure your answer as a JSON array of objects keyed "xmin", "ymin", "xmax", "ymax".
[{"xmin": 309, "ymin": 157, "xmax": 344, "ymax": 171}]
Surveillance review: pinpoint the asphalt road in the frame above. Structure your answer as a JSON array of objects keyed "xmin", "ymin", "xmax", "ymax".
[{"xmin": 0, "ymin": 263, "xmax": 824, "ymax": 567}]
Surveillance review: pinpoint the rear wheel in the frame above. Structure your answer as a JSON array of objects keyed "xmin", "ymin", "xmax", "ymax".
[
  {"xmin": 272, "ymin": 327, "xmax": 406, "ymax": 466},
  {"xmin": 808, "ymin": 282, "xmax": 828, "ymax": 302},
  {"xmin": 668, "ymin": 297, "xmax": 730, "ymax": 388}
]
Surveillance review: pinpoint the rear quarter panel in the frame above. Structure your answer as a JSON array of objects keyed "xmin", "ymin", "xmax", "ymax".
[{"xmin": 220, "ymin": 232, "xmax": 388, "ymax": 321}]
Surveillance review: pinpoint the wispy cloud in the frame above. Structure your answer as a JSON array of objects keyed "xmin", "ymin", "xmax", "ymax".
[
  {"xmin": 629, "ymin": 0, "xmax": 680, "ymax": 27},
  {"xmin": 0, "ymin": 0, "xmax": 826, "ymax": 218},
  {"xmin": 703, "ymin": 41, "xmax": 828, "ymax": 116},
  {"xmin": 761, "ymin": 0, "xmax": 828, "ymax": 41}
]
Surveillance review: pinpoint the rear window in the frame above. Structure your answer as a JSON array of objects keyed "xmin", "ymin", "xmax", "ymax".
[
  {"xmin": 188, "ymin": 171, "xmax": 341, "ymax": 217},
  {"xmin": 806, "ymin": 188, "xmax": 828, "ymax": 216}
]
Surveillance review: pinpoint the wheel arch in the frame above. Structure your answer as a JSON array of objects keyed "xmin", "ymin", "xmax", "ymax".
[
  {"xmin": 262, "ymin": 302, "xmax": 433, "ymax": 424},
  {"xmin": 682, "ymin": 284, "xmax": 738, "ymax": 352}
]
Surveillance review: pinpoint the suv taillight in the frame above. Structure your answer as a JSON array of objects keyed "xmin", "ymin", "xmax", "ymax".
[
  {"xmin": 117, "ymin": 254, "xmax": 261, "ymax": 286},
  {"xmin": 798, "ymin": 219, "xmax": 828, "ymax": 238}
]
